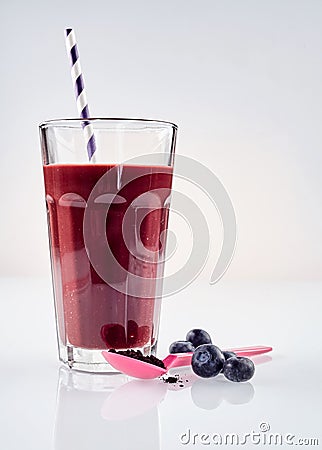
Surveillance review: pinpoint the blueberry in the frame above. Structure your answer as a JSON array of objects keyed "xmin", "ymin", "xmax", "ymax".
[
  {"xmin": 169, "ymin": 340, "xmax": 195, "ymax": 354},
  {"xmin": 191, "ymin": 344, "xmax": 225, "ymax": 378},
  {"xmin": 223, "ymin": 357, "xmax": 255, "ymax": 382},
  {"xmin": 186, "ymin": 329, "xmax": 212, "ymax": 348},
  {"xmin": 220, "ymin": 351, "xmax": 237, "ymax": 373},
  {"xmin": 222, "ymin": 351, "xmax": 236, "ymax": 360}
]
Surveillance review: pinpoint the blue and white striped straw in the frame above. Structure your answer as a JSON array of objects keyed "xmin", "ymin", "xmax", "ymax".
[{"xmin": 65, "ymin": 28, "xmax": 96, "ymax": 160}]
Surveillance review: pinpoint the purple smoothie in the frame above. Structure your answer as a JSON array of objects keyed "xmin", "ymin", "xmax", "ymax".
[{"xmin": 44, "ymin": 163, "xmax": 173, "ymax": 350}]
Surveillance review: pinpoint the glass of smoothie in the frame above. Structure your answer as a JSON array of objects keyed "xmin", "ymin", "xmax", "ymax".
[{"xmin": 40, "ymin": 118, "xmax": 177, "ymax": 372}]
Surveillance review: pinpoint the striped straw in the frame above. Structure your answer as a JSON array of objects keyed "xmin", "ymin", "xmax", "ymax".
[{"xmin": 65, "ymin": 28, "xmax": 96, "ymax": 160}]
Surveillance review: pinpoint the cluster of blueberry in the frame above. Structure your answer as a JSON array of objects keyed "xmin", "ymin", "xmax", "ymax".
[{"xmin": 169, "ymin": 329, "xmax": 255, "ymax": 382}]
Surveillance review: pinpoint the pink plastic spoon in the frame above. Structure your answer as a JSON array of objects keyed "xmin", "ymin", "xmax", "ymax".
[{"xmin": 102, "ymin": 345, "xmax": 272, "ymax": 379}]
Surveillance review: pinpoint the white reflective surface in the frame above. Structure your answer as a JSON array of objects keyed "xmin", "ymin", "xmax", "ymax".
[{"xmin": 1, "ymin": 278, "xmax": 321, "ymax": 449}]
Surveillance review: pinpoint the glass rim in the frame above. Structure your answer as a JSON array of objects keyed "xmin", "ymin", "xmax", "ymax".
[{"xmin": 39, "ymin": 117, "xmax": 178, "ymax": 130}]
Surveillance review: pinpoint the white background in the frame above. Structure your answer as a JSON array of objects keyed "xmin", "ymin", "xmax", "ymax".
[
  {"xmin": 1, "ymin": 2, "xmax": 322, "ymax": 450},
  {"xmin": 1, "ymin": 0, "xmax": 322, "ymax": 280}
]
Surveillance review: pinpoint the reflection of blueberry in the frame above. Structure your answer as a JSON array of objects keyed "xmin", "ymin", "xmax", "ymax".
[
  {"xmin": 191, "ymin": 379, "xmax": 224, "ymax": 410},
  {"xmin": 223, "ymin": 351, "xmax": 236, "ymax": 360},
  {"xmin": 169, "ymin": 341, "xmax": 195, "ymax": 354},
  {"xmin": 224, "ymin": 382, "xmax": 255, "ymax": 405},
  {"xmin": 186, "ymin": 329, "xmax": 212, "ymax": 348},
  {"xmin": 223, "ymin": 357, "xmax": 255, "ymax": 382},
  {"xmin": 191, "ymin": 344, "xmax": 225, "ymax": 378}
]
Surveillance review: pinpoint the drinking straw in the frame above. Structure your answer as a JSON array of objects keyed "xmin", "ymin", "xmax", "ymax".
[{"xmin": 65, "ymin": 28, "xmax": 96, "ymax": 160}]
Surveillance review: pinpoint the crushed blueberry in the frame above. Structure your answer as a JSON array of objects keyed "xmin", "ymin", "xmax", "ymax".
[{"xmin": 109, "ymin": 349, "xmax": 165, "ymax": 369}]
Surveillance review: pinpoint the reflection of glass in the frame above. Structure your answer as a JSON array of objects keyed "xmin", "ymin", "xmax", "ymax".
[
  {"xmin": 54, "ymin": 367, "xmax": 162, "ymax": 450},
  {"xmin": 191, "ymin": 376, "xmax": 255, "ymax": 410}
]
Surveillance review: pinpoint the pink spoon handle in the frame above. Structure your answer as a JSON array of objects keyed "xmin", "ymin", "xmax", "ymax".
[
  {"xmin": 227, "ymin": 345, "xmax": 273, "ymax": 357},
  {"xmin": 163, "ymin": 345, "xmax": 272, "ymax": 370},
  {"xmin": 163, "ymin": 353, "xmax": 193, "ymax": 369}
]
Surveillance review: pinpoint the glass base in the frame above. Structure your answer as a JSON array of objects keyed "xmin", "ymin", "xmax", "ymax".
[{"xmin": 59, "ymin": 341, "xmax": 158, "ymax": 373}]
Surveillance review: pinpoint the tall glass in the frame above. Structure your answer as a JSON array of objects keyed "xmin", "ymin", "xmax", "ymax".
[{"xmin": 39, "ymin": 118, "xmax": 177, "ymax": 372}]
